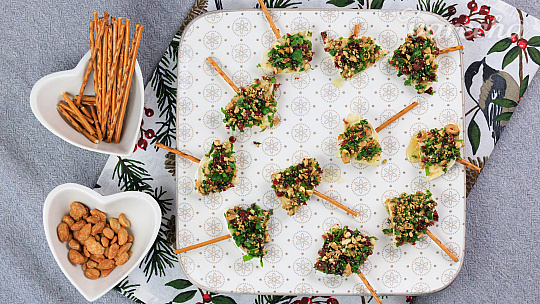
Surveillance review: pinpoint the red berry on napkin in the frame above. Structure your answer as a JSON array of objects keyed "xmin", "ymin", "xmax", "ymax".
[{"xmin": 518, "ymin": 38, "xmax": 528, "ymax": 49}]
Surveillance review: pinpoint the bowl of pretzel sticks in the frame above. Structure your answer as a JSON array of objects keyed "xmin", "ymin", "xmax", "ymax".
[{"xmin": 30, "ymin": 11, "xmax": 144, "ymax": 156}]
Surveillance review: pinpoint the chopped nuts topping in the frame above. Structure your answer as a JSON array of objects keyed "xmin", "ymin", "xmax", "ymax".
[
  {"xmin": 222, "ymin": 77, "xmax": 280, "ymax": 132},
  {"xmin": 383, "ymin": 191, "xmax": 438, "ymax": 247},
  {"xmin": 225, "ymin": 203, "xmax": 273, "ymax": 266},
  {"xmin": 271, "ymin": 158, "xmax": 322, "ymax": 216},
  {"xmin": 314, "ymin": 224, "xmax": 377, "ymax": 277},
  {"xmin": 321, "ymin": 32, "xmax": 387, "ymax": 80},
  {"xmin": 389, "ymin": 26, "xmax": 439, "ymax": 95}
]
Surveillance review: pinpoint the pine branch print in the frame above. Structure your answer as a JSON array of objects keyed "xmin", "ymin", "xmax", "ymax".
[
  {"xmin": 113, "ymin": 157, "xmax": 153, "ymax": 192},
  {"xmin": 140, "ymin": 225, "xmax": 178, "ymax": 282},
  {"xmin": 114, "ymin": 278, "xmax": 144, "ymax": 303},
  {"xmin": 150, "ymin": 186, "xmax": 173, "ymax": 214},
  {"xmin": 150, "ymin": 35, "xmax": 178, "ymax": 149}
]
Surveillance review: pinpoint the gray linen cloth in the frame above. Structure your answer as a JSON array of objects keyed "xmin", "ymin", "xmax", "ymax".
[{"xmin": 0, "ymin": 0, "xmax": 538, "ymax": 303}]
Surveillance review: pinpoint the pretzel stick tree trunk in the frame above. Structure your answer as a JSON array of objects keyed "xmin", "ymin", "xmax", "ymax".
[
  {"xmin": 206, "ymin": 57, "xmax": 239, "ymax": 93},
  {"xmin": 356, "ymin": 272, "xmax": 383, "ymax": 304},
  {"xmin": 173, "ymin": 234, "xmax": 232, "ymax": 254},
  {"xmin": 456, "ymin": 159, "xmax": 481, "ymax": 172},
  {"xmin": 353, "ymin": 23, "xmax": 359, "ymax": 38},
  {"xmin": 438, "ymin": 45, "xmax": 464, "ymax": 55},
  {"xmin": 313, "ymin": 190, "xmax": 357, "ymax": 216},
  {"xmin": 375, "ymin": 101, "xmax": 418, "ymax": 132},
  {"xmin": 155, "ymin": 143, "xmax": 201, "ymax": 163},
  {"xmin": 425, "ymin": 229, "xmax": 459, "ymax": 262},
  {"xmin": 258, "ymin": 0, "xmax": 280, "ymax": 39}
]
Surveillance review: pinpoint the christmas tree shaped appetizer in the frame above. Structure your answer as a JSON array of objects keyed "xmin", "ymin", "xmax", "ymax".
[
  {"xmin": 338, "ymin": 114, "xmax": 382, "ymax": 166},
  {"xmin": 382, "ymin": 191, "xmax": 458, "ymax": 262},
  {"xmin": 195, "ymin": 139, "xmax": 238, "ymax": 196},
  {"xmin": 271, "ymin": 158, "xmax": 357, "ymax": 216},
  {"xmin": 155, "ymin": 140, "xmax": 238, "ymax": 196},
  {"xmin": 406, "ymin": 124, "xmax": 480, "ymax": 180},
  {"xmin": 174, "ymin": 203, "xmax": 273, "ymax": 267},
  {"xmin": 258, "ymin": 0, "xmax": 313, "ymax": 74},
  {"xmin": 390, "ymin": 25, "xmax": 464, "ymax": 95},
  {"xmin": 207, "ymin": 57, "xmax": 281, "ymax": 132},
  {"xmin": 314, "ymin": 224, "xmax": 382, "ymax": 304},
  {"xmin": 321, "ymin": 24, "xmax": 387, "ymax": 82},
  {"xmin": 225, "ymin": 203, "xmax": 272, "ymax": 266},
  {"xmin": 337, "ymin": 102, "xmax": 420, "ymax": 166}
]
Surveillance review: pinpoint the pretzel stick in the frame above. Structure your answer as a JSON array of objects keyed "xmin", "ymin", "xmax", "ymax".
[
  {"xmin": 313, "ymin": 190, "xmax": 358, "ymax": 216},
  {"xmin": 353, "ymin": 23, "xmax": 359, "ymax": 38},
  {"xmin": 438, "ymin": 45, "xmax": 464, "ymax": 55},
  {"xmin": 107, "ymin": 19, "xmax": 131, "ymax": 142},
  {"xmin": 101, "ymin": 21, "xmax": 108, "ymax": 126},
  {"xmin": 115, "ymin": 21, "xmax": 125, "ymax": 134},
  {"xmin": 81, "ymin": 100, "xmax": 96, "ymax": 107},
  {"xmin": 108, "ymin": 18, "xmax": 117, "ymax": 135},
  {"xmin": 79, "ymin": 106, "xmax": 94, "ymax": 122},
  {"xmin": 426, "ymin": 229, "xmax": 458, "ymax": 262},
  {"xmin": 206, "ymin": 57, "xmax": 239, "ymax": 93},
  {"xmin": 89, "ymin": 105, "xmax": 100, "ymax": 139},
  {"xmin": 62, "ymin": 93, "xmax": 96, "ymax": 136},
  {"xmin": 74, "ymin": 20, "xmax": 104, "ymax": 108},
  {"xmin": 76, "ymin": 95, "xmax": 96, "ymax": 102},
  {"xmin": 114, "ymin": 24, "xmax": 143, "ymax": 143},
  {"xmin": 155, "ymin": 143, "xmax": 201, "ymax": 163},
  {"xmin": 356, "ymin": 272, "xmax": 383, "ymax": 304},
  {"xmin": 375, "ymin": 102, "xmax": 418, "ymax": 132},
  {"xmin": 94, "ymin": 14, "xmax": 103, "ymax": 124},
  {"xmin": 456, "ymin": 159, "xmax": 481, "ymax": 173},
  {"xmin": 57, "ymin": 106, "xmax": 99, "ymax": 144},
  {"xmin": 101, "ymin": 25, "xmax": 113, "ymax": 137},
  {"xmin": 57, "ymin": 102, "xmax": 93, "ymax": 125},
  {"xmin": 88, "ymin": 20, "xmax": 101, "ymax": 140},
  {"xmin": 257, "ymin": 0, "xmax": 280, "ymax": 39},
  {"xmin": 103, "ymin": 23, "xmax": 125, "ymax": 138},
  {"xmin": 174, "ymin": 234, "xmax": 232, "ymax": 254}
]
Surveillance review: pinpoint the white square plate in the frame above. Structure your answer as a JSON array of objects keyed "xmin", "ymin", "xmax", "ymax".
[{"xmin": 176, "ymin": 9, "xmax": 465, "ymax": 296}]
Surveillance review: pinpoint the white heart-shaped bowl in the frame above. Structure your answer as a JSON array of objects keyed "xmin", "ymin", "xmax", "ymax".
[
  {"xmin": 43, "ymin": 183, "xmax": 161, "ymax": 302},
  {"xmin": 30, "ymin": 51, "xmax": 144, "ymax": 156}
]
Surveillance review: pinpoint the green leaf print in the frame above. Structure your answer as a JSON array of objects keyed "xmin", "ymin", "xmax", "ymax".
[
  {"xmin": 326, "ymin": 0, "xmax": 355, "ymax": 7},
  {"xmin": 487, "ymin": 38, "xmax": 512, "ymax": 55},
  {"xmin": 172, "ymin": 290, "xmax": 197, "ymax": 303},
  {"xmin": 495, "ymin": 112, "xmax": 513, "ymax": 121},
  {"xmin": 370, "ymin": 0, "xmax": 385, "ymax": 9},
  {"xmin": 165, "ymin": 279, "xmax": 193, "ymax": 290},
  {"xmin": 468, "ymin": 117, "xmax": 481, "ymax": 155},
  {"xmin": 491, "ymin": 98, "xmax": 518, "ymax": 108},
  {"xmin": 527, "ymin": 36, "xmax": 540, "ymax": 47},
  {"xmin": 502, "ymin": 46, "xmax": 520, "ymax": 69},
  {"xmin": 520, "ymin": 75, "xmax": 529, "ymax": 98},
  {"xmin": 212, "ymin": 295, "xmax": 237, "ymax": 304},
  {"xmin": 527, "ymin": 47, "xmax": 540, "ymax": 66}
]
